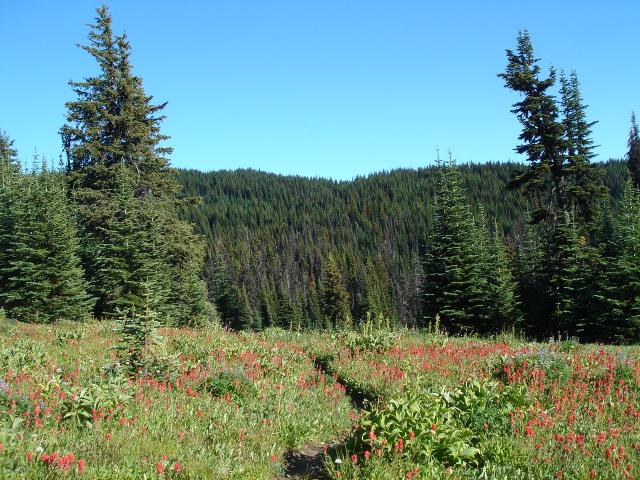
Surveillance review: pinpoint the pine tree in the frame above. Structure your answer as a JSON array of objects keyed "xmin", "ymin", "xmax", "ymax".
[
  {"xmin": 321, "ymin": 253, "xmax": 352, "ymax": 329},
  {"xmin": 499, "ymin": 29, "xmax": 566, "ymax": 226},
  {"xmin": 602, "ymin": 178, "xmax": 640, "ymax": 341},
  {"xmin": 559, "ymin": 71, "xmax": 606, "ymax": 228},
  {"xmin": 238, "ymin": 286, "xmax": 256, "ymax": 330},
  {"xmin": 628, "ymin": 112, "xmax": 640, "ymax": 188},
  {"xmin": 1, "ymin": 160, "xmax": 93, "ymax": 323},
  {"xmin": 515, "ymin": 220, "xmax": 548, "ymax": 335},
  {"xmin": 91, "ymin": 168, "xmax": 169, "ymax": 320},
  {"xmin": 467, "ymin": 210, "xmax": 495, "ymax": 333},
  {"xmin": 207, "ymin": 248, "xmax": 240, "ymax": 328},
  {"xmin": 488, "ymin": 222, "xmax": 522, "ymax": 332},
  {"xmin": 61, "ymin": 6, "xmax": 210, "ymax": 322},
  {"xmin": 0, "ymin": 131, "xmax": 21, "ymax": 307},
  {"xmin": 545, "ymin": 212, "xmax": 584, "ymax": 337},
  {"xmin": 423, "ymin": 157, "xmax": 488, "ymax": 333}
]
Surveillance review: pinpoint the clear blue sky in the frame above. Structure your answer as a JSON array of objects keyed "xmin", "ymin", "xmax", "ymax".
[{"xmin": 1, "ymin": 1, "xmax": 638, "ymax": 180}]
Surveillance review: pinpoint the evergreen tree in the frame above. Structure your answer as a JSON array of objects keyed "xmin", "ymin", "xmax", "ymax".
[
  {"xmin": 545, "ymin": 212, "xmax": 584, "ymax": 337},
  {"xmin": 488, "ymin": 222, "xmax": 522, "ymax": 332},
  {"xmin": 467, "ymin": 210, "xmax": 494, "ymax": 332},
  {"xmin": 499, "ymin": 29, "xmax": 566, "ymax": 226},
  {"xmin": 0, "ymin": 131, "xmax": 21, "ymax": 307},
  {"xmin": 1, "ymin": 160, "xmax": 93, "ymax": 323},
  {"xmin": 514, "ymin": 220, "xmax": 547, "ymax": 335},
  {"xmin": 238, "ymin": 286, "xmax": 256, "ymax": 330},
  {"xmin": 207, "ymin": 248, "xmax": 240, "ymax": 328},
  {"xmin": 603, "ymin": 178, "xmax": 640, "ymax": 341},
  {"xmin": 61, "ymin": 6, "xmax": 209, "ymax": 322},
  {"xmin": 423, "ymin": 157, "xmax": 488, "ymax": 333},
  {"xmin": 275, "ymin": 283, "xmax": 295, "ymax": 329},
  {"xmin": 559, "ymin": 70, "xmax": 606, "ymax": 228},
  {"xmin": 628, "ymin": 112, "xmax": 640, "ymax": 188},
  {"xmin": 91, "ymin": 169, "xmax": 169, "ymax": 320},
  {"xmin": 321, "ymin": 253, "xmax": 352, "ymax": 329}
]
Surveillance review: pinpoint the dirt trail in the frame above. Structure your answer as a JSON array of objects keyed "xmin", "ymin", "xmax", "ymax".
[
  {"xmin": 277, "ymin": 355, "xmax": 367, "ymax": 479},
  {"xmin": 280, "ymin": 444, "xmax": 332, "ymax": 480}
]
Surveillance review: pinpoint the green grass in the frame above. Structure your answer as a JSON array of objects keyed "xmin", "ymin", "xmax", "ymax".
[{"xmin": 1, "ymin": 324, "xmax": 639, "ymax": 479}]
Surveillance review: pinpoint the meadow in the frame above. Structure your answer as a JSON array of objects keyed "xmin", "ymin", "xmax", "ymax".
[{"xmin": 1, "ymin": 320, "xmax": 639, "ymax": 479}]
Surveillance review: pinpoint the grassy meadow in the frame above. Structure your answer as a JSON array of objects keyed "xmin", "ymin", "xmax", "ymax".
[{"xmin": 1, "ymin": 320, "xmax": 639, "ymax": 479}]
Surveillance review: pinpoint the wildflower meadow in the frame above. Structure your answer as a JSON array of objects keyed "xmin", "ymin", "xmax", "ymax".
[{"xmin": 1, "ymin": 320, "xmax": 639, "ymax": 479}]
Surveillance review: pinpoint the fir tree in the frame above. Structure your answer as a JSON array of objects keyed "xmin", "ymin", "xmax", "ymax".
[
  {"xmin": 499, "ymin": 30, "xmax": 566, "ymax": 225},
  {"xmin": 514, "ymin": 220, "xmax": 548, "ymax": 335},
  {"xmin": 423, "ymin": 157, "xmax": 488, "ymax": 333},
  {"xmin": 628, "ymin": 112, "xmax": 640, "ymax": 188},
  {"xmin": 91, "ymin": 168, "xmax": 169, "ymax": 320},
  {"xmin": 559, "ymin": 70, "xmax": 606, "ymax": 228},
  {"xmin": 488, "ymin": 222, "xmax": 522, "ymax": 332},
  {"xmin": 603, "ymin": 178, "xmax": 640, "ymax": 341},
  {"xmin": 1, "ymin": 160, "xmax": 93, "ymax": 323},
  {"xmin": 0, "ymin": 131, "xmax": 21, "ymax": 307},
  {"xmin": 207, "ymin": 248, "xmax": 240, "ymax": 328},
  {"xmin": 61, "ymin": 6, "xmax": 209, "ymax": 322},
  {"xmin": 321, "ymin": 253, "xmax": 352, "ymax": 329},
  {"xmin": 545, "ymin": 212, "xmax": 584, "ymax": 337}
]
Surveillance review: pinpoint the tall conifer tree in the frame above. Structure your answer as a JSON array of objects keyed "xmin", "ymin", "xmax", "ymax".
[
  {"xmin": 499, "ymin": 29, "xmax": 566, "ymax": 226},
  {"xmin": 61, "ymin": 6, "xmax": 210, "ymax": 324},
  {"xmin": 423, "ymin": 157, "xmax": 488, "ymax": 333},
  {"xmin": 0, "ymin": 131, "xmax": 21, "ymax": 307},
  {"xmin": 559, "ymin": 71, "xmax": 606, "ymax": 228},
  {"xmin": 628, "ymin": 112, "xmax": 640, "ymax": 188},
  {"xmin": 1, "ymin": 160, "xmax": 93, "ymax": 323},
  {"xmin": 321, "ymin": 253, "xmax": 352, "ymax": 329}
]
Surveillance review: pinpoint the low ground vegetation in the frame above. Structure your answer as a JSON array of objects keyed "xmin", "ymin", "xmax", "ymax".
[{"xmin": 1, "ymin": 321, "xmax": 639, "ymax": 479}]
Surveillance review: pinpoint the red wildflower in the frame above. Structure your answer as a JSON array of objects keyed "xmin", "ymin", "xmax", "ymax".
[
  {"xmin": 77, "ymin": 458, "xmax": 86, "ymax": 475},
  {"xmin": 173, "ymin": 462, "xmax": 181, "ymax": 472},
  {"xmin": 155, "ymin": 462, "xmax": 164, "ymax": 474},
  {"xmin": 395, "ymin": 438, "xmax": 404, "ymax": 452}
]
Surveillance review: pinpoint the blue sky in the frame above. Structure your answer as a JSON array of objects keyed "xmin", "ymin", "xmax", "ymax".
[{"xmin": 1, "ymin": 1, "xmax": 638, "ymax": 180}]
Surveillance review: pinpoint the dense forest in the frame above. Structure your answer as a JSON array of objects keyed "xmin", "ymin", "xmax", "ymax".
[
  {"xmin": 177, "ymin": 160, "xmax": 628, "ymax": 334},
  {"xmin": 1, "ymin": 9, "xmax": 640, "ymax": 344}
]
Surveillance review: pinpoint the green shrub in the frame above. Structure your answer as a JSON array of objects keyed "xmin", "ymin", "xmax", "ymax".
[
  {"xmin": 349, "ymin": 379, "xmax": 529, "ymax": 470},
  {"xmin": 351, "ymin": 391, "xmax": 479, "ymax": 468},
  {"xmin": 344, "ymin": 314, "xmax": 397, "ymax": 353},
  {"xmin": 201, "ymin": 371, "xmax": 257, "ymax": 403},
  {"xmin": 59, "ymin": 377, "xmax": 132, "ymax": 428},
  {"xmin": 171, "ymin": 335, "xmax": 211, "ymax": 366},
  {"xmin": 55, "ymin": 329, "xmax": 84, "ymax": 346},
  {"xmin": 0, "ymin": 338, "xmax": 47, "ymax": 372}
]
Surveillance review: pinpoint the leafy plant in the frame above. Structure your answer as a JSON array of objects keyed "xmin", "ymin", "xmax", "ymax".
[
  {"xmin": 351, "ymin": 390, "xmax": 479, "ymax": 468},
  {"xmin": 201, "ymin": 371, "xmax": 257, "ymax": 403},
  {"xmin": 344, "ymin": 314, "xmax": 397, "ymax": 354},
  {"xmin": 0, "ymin": 338, "xmax": 47, "ymax": 372},
  {"xmin": 55, "ymin": 329, "xmax": 84, "ymax": 346},
  {"xmin": 59, "ymin": 378, "xmax": 132, "ymax": 428}
]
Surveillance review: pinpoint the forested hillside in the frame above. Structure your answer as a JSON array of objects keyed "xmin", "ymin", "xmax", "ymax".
[{"xmin": 177, "ymin": 160, "xmax": 627, "ymax": 331}]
